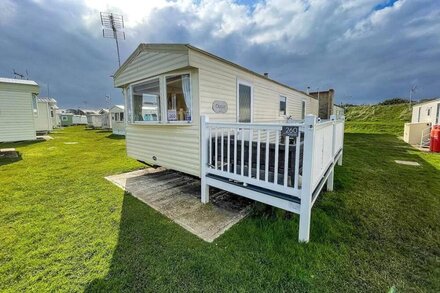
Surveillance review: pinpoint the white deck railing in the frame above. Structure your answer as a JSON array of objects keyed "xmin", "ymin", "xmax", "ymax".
[{"xmin": 200, "ymin": 114, "xmax": 345, "ymax": 242}]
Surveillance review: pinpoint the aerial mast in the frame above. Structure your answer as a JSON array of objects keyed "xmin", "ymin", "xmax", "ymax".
[{"xmin": 100, "ymin": 12, "xmax": 126, "ymax": 67}]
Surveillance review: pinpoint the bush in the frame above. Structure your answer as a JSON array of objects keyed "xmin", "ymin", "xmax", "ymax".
[{"xmin": 378, "ymin": 98, "xmax": 410, "ymax": 105}]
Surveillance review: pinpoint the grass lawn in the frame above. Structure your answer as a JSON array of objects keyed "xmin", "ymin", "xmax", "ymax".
[{"xmin": 1, "ymin": 126, "xmax": 439, "ymax": 292}]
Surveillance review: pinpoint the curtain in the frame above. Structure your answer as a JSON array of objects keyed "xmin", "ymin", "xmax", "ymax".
[{"xmin": 182, "ymin": 74, "xmax": 191, "ymax": 111}]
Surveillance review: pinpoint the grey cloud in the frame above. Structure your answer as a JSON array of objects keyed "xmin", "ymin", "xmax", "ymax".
[{"xmin": 1, "ymin": 0, "xmax": 439, "ymax": 107}]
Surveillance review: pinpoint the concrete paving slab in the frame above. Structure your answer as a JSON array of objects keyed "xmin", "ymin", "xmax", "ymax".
[
  {"xmin": 105, "ymin": 168, "xmax": 252, "ymax": 242},
  {"xmin": 395, "ymin": 160, "xmax": 420, "ymax": 166},
  {"xmin": 0, "ymin": 148, "xmax": 19, "ymax": 158}
]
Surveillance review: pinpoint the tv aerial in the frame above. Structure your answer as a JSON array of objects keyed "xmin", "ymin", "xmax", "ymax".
[
  {"xmin": 13, "ymin": 69, "xmax": 25, "ymax": 79},
  {"xmin": 100, "ymin": 12, "xmax": 125, "ymax": 67}
]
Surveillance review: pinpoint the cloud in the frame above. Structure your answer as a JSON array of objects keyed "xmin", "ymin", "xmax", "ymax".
[{"xmin": 0, "ymin": 0, "xmax": 439, "ymax": 107}]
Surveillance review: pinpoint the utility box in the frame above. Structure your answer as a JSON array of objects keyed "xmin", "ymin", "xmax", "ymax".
[{"xmin": 403, "ymin": 122, "xmax": 431, "ymax": 145}]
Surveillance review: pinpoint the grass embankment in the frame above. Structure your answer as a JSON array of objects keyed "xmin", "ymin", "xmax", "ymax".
[
  {"xmin": 345, "ymin": 104, "xmax": 412, "ymax": 135},
  {"xmin": 0, "ymin": 127, "xmax": 439, "ymax": 291}
]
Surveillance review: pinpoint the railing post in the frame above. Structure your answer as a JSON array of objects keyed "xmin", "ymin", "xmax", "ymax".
[
  {"xmin": 327, "ymin": 115, "xmax": 336, "ymax": 192},
  {"xmin": 338, "ymin": 115, "xmax": 345, "ymax": 166},
  {"xmin": 298, "ymin": 114, "xmax": 316, "ymax": 242},
  {"xmin": 200, "ymin": 115, "xmax": 210, "ymax": 204}
]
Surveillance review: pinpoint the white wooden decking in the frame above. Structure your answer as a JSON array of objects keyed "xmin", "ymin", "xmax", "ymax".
[{"xmin": 200, "ymin": 114, "xmax": 345, "ymax": 242}]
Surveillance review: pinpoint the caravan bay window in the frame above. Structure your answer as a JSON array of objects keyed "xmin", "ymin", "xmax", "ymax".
[
  {"xmin": 132, "ymin": 78, "xmax": 161, "ymax": 122},
  {"xmin": 166, "ymin": 74, "xmax": 192, "ymax": 122},
  {"xmin": 130, "ymin": 73, "xmax": 192, "ymax": 123}
]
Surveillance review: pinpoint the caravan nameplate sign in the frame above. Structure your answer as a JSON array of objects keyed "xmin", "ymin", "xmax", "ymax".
[
  {"xmin": 281, "ymin": 126, "xmax": 299, "ymax": 137},
  {"xmin": 212, "ymin": 100, "xmax": 228, "ymax": 114}
]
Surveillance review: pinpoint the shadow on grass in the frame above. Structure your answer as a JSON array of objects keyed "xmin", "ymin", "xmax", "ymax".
[
  {"xmin": 84, "ymin": 133, "xmax": 440, "ymax": 291},
  {"xmin": 95, "ymin": 130, "xmax": 113, "ymax": 134},
  {"xmin": 84, "ymin": 191, "xmax": 185, "ymax": 292},
  {"xmin": 0, "ymin": 154, "xmax": 22, "ymax": 166},
  {"xmin": 0, "ymin": 140, "xmax": 44, "ymax": 166},
  {"xmin": 106, "ymin": 134, "xmax": 125, "ymax": 140}
]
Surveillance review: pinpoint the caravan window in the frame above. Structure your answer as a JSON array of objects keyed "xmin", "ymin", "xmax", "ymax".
[
  {"xmin": 132, "ymin": 78, "xmax": 161, "ymax": 122},
  {"xmin": 238, "ymin": 81, "xmax": 252, "ymax": 123},
  {"xmin": 301, "ymin": 100, "xmax": 306, "ymax": 120},
  {"xmin": 32, "ymin": 94, "xmax": 38, "ymax": 116},
  {"xmin": 279, "ymin": 96, "xmax": 287, "ymax": 116},
  {"xmin": 165, "ymin": 74, "xmax": 192, "ymax": 122}
]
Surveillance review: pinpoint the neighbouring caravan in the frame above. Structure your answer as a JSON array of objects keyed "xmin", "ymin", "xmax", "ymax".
[
  {"xmin": 404, "ymin": 98, "xmax": 440, "ymax": 146},
  {"xmin": 87, "ymin": 114, "xmax": 103, "ymax": 128},
  {"xmin": 109, "ymin": 105, "xmax": 125, "ymax": 135},
  {"xmin": 114, "ymin": 44, "xmax": 319, "ymax": 177},
  {"xmin": 59, "ymin": 113, "xmax": 73, "ymax": 126},
  {"xmin": 411, "ymin": 99, "xmax": 440, "ymax": 125},
  {"xmin": 333, "ymin": 105, "xmax": 345, "ymax": 119},
  {"xmin": 34, "ymin": 97, "xmax": 57, "ymax": 134},
  {"xmin": 52, "ymin": 105, "xmax": 61, "ymax": 128},
  {"xmin": 72, "ymin": 115, "xmax": 87, "ymax": 125},
  {"xmin": 87, "ymin": 109, "xmax": 111, "ymax": 129},
  {"xmin": 99, "ymin": 109, "xmax": 111, "ymax": 129},
  {"xmin": 113, "ymin": 43, "xmax": 345, "ymax": 242},
  {"xmin": 0, "ymin": 78, "xmax": 39, "ymax": 142}
]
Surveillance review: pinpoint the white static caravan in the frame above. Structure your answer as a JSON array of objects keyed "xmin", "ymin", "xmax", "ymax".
[
  {"xmin": 0, "ymin": 78, "xmax": 39, "ymax": 142},
  {"xmin": 72, "ymin": 115, "xmax": 87, "ymax": 125},
  {"xmin": 404, "ymin": 99, "xmax": 440, "ymax": 146},
  {"xmin": 109, "ymin": 105, "xmax": 125, "ymax": 135},
  {"xmin": 114, "ymin": 44, "xmax": 319, "ymax": 177},
  {"xmin": 99, "ymin": 109, "xmax": 111, "ymax": 129},
  {"xmin": 114, "ymin": 44, "xmax": 345, "ymax": 242},
  {"xmin": 86, "ymin": 109, "xmax": 111, "ymax": 129},
  {"xmin": 87, "ymin": 114, "xmax": 103, "ymax": 128},
  {"xmin": 34, "ymin": 97, "xmax": 57, "ymax": 133}
]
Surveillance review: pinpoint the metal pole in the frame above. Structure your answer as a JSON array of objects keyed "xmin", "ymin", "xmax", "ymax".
[{"xmin": 115, "ymin": 37, "xmax": 121, "ymax": 67}]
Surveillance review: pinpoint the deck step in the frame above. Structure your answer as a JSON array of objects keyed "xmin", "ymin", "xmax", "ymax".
[{"xmin": 206, "ymin": 174, "xmax": 301, "ymax": 204}]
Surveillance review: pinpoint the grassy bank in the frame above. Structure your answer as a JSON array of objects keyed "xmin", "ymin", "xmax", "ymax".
[
  {"xmin": 0, "ymin": 127, "xmax": 439, "ymax": 291},
  {"xmin": 345, "ymin": 104, "xmax": 412, "ymax": 135}
]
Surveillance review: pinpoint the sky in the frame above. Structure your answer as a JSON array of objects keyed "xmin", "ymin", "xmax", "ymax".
[{"xmin": 0, "ymin": 0, "xmax": 439, "ymax": 108}]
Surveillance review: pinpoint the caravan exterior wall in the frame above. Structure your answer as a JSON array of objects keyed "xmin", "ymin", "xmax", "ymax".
[
  {"xmin": 34, "ymin": 101, "xmax": 53, "ymax": 132},
  {"xmin": 72, "ymin": 115, "xmax": 87, "ymax": 125},
  {"xmin": 115, "ymin": 44, "xmax": 319, "ymax": 177},
  {"xmin": 110, "ymin": 106, "xmax": 125, "ymax": 135},
  {"xmin": 0, "ymin": 79, "xmax": 39, "ymax": 142},
  {"xmin": 411, "ymin": 99, "xmax": 440, "ymax": 125},
  {"xmin": 87, "ymin": 115, "xmax": 103, "ymax": 128},
  {"xmin": 60, "ymin": 114, "xmax": 73, "ymax": 126}
]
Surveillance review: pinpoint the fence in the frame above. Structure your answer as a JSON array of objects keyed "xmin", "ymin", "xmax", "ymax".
[{"xmin": 200, "ymin": 114, "xmax": 344, "ymax": 242}]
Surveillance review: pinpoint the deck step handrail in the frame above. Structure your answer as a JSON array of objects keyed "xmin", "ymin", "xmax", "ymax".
[{"xmin": 200, "ymin": 114, "xmax": 345, "ymax": 242}]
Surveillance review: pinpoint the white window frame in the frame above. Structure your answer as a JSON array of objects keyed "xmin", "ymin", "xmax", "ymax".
[
  {"xmin": 128, "ymin": 72, "xmax": 193, "ymax": 125},
  {"xmin": 32, "ymin": 94, "xmax": 38, "ymax": 117},
  {"xmin": 279, "ymin": 95, "xmax": 287, "ymax": 117},
  {"xmin": 129, "ymin": 76, "xmax": 163, "ymax": 125},
  {"xmin": 164, "ymin": 71, "xmax": 193, "ymax": 123},
  {"xmin": 236, "ymin": 79, "xmax": 254, "ymax": 123}
]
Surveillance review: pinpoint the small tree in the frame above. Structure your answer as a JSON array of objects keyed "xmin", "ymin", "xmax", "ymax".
[{"xmin": 379, "ymin": 98, "xmax": 409, "ymax": 105}]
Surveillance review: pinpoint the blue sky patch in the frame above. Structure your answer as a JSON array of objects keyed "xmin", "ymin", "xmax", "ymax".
[{"xmin": 374, "ymin": 0, "xmax": 399, "ymax": 11}]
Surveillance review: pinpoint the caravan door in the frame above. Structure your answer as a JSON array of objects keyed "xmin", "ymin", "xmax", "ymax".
[{"xmin": 237, "ymin": 80, "xmax": 253, "ymax": 140}]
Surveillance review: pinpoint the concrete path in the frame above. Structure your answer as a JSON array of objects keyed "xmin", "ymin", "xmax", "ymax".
[{"xmin": 105, "ymin": 168, "xmax": 251, "ymax": 242}]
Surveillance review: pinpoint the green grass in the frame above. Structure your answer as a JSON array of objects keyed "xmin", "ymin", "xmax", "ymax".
[
  {"xmin": 1, "ymin": 126, "xmax": 439, "ymax": 292},
  {"xmin": 345, "ymin": 104, "xmax": 412, "ymax": 136}
]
